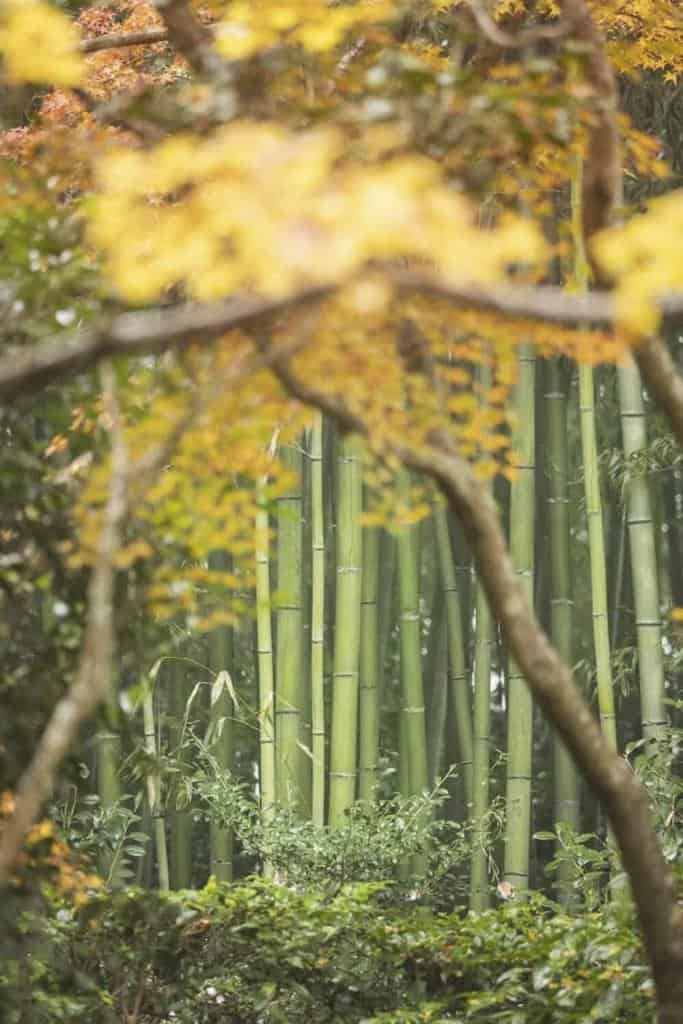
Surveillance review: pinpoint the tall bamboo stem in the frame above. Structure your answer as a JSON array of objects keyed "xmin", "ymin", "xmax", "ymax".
[
  {"xmin": 572, "ymin": 166, "xmax": 617, "ymax": 750},
  {"xmin": 255, "ymin": 476, "xmax": 276, "ymax": 849},
  {"xmin": 396, "ymin": 474, "xmax": 429, "ymax": 802},
  {"xmin": 142, "ymin": 686, "xmax": 169, "ymax": 891},
  {"xmin": 328, "ymin": 436, "xmax": 363, "ymax": 824},
  {"xmin": 545, "ymin": 358, "xmax": 581, "ymax": 892},
  {"xmin": 310, "ymin": 414, "xmax": 326, "ymax": 823},
  {"xmin": 425, "ymin": 587, "xmax": 448, "ymax": 787},
  {"xmin": 469, "ymin": 575, "xmax": 493, "ymax": 910},
  {"xmin": 276, "ymin": 442, "xmax": 306, "ymax": 810},
  {"xmin": 207, "ymin": 550, "xmax": 234, "ymax": 882},
  {"xmin": 617, "ymin": 361, "xmax": 667, "ymax": 744},
  {"xmin": 504, "ymin": 344, "xmax": 536, "ymax": 891},
  {"xmin": 168, "ymin": 656, "xmax": 192, "ymax": 888},
  {"xmin": 359, "ymin": 517, "xmax": 380, "ymax": 801},
  {"xmin": 433, "ymin": 501, "xmax": 474, "ymax": 806}
]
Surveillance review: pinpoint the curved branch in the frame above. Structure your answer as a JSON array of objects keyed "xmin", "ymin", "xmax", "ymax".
[
  {"xmin": 0, "ymin": 286, "xmax": 331, "ymax": 401},
  {"xmin": 463, "ymin": 0, "xmax": 570, "ymax": 49},
  {"xmin": 8, "ymin": 274, "xmax": 683, "ymax": 402}
]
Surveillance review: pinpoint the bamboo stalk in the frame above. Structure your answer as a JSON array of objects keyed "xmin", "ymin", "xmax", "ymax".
[
  {"xmin": 359, "ymin": 516, "xmax": 380, "ymax": 801},
  {"xmin": 310, "ymin": 414, "xmax": 326, "ymax": 824},
  {"xmin": 377, "ymin": 530, "xmax": 397, "ymax": 700},
  {"xmin": 425, "ymin": 586, "xmax": 448, "ymax": 787},
  {"xmin": 469, "ymin": 576, "xmax": 493, "ymax": 910},
  {"xmin": 255, "ymin": 476, "xmax": 276, "ymax": 845},
  {"xmin": 617, "ymin": 360, "xmax": 667, "ymax": 744},
  {"xmin": 276, "ymin": 442, "xmax": 306, "ymax": 810},
  {"xmin": 95, "ymin": 698, "xmax": 122, "ymax": 880},
  {"xmin": 396, "ymin": 474, "xmax": 429, "ymax": 800},
  {"xmin": 572, "ymin": 166, "xmax": 617, "ymax": 751},
  {"xmin": 328, "ymin": 436, "xmax": 363, "ymax": 824},
  {"xmin": 168, "ymin": 656, "xmax": 193, "ymax": 888},
  {"xmin": 433, "ymin": 501, "xmax": 474, "ymax": 806},
  {"xmin": 503, "ymin": 344, "xmax": 536, "ymax": 892},
  {"xmin": 142, "ymin": 686, "xmax": 169, "ymax": 892},
  {"xmin": 207, "ymin": 550, "xmax": 234, "ymax": 882},
  {"xmin": 545, "ymin": 357, "xmax": 581, "ymax": 899}
]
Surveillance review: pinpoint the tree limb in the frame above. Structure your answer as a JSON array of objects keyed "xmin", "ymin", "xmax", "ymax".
[
  {"xmin": 0, "ymin": 286, "xmax": 332, "ymax": 401},
  {"xmin": 462, "ymin": 0, "xmax": 570, "ymax": 49},
  {"xmin": 153, "ymin": 0, "xmax": 223, "ymax": 77},
  {"xmin": 6, "ymin": 276, "xmax": 683, "ymax": 403},
  {"xmin": 81, "ymin": 28, "xmax": 169, "ymax": 54}
]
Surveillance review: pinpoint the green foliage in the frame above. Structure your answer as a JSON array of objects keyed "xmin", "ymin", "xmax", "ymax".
[
  {"xmin": 625, "ymin": 723, "xmax": 683, "ymax": 869},
  {"xmin": 191, "ymin": 742, "xmax": 481, "ymax": 903},
  {"xmin": 2, "ymin": 878, "xmax": 654, "ymax": 1024},
  {"xmin": 51, "ymin": 790, "xmax": 149, "ymax": 887}
]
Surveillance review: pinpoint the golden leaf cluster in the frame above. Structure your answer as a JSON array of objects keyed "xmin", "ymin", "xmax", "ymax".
[
  {"xmin": 594, "ymin": 190, "xmax": 683, "ymax": 336},
  {"xmin": 214, "ymin": 0, "xmax": 392, "ymax": 59},
  {"xmin": 89, "ymin": 122, "xmax": 546, "ymax": 302},
  {"xmin": 0, "ymin": 0, "xmax": 83, "ymax": 85}
]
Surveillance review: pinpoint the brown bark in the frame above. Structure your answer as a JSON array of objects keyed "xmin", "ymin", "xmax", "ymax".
[
  {"xmin": 81, "ymin": 28, "xmax": 169, "ymax": 53},
  {"xmin": 0, "ymin": 287, "xmax": 331, "ymax": 401},
  {"xmin": 153, "ymin": 0, "xmax": 221, "ymax": 77},
  {"xmin": 635, "ymin": 338, "xmax": 683, "ymax": 452}
]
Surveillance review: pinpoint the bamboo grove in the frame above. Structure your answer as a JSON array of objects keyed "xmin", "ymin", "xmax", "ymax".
[
  {"xmin": 2, "ymin": 0, "xmax": 683, "ymax": 1020},
  {"xmin": 77, "ymin": 364, "xmax": 673, "ymax": 904}
]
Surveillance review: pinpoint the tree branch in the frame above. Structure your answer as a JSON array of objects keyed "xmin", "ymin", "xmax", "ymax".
[
  {"xmin": 0, "ymin": 286, "xmax": 332, "ymax": 401},
  {"xmin": 153, "ymin": 0, "xmax": 223, "ymax": 77},
  {"xmin": 462, "ymin": 0, "xmax": 570, "ymax": 49},
  {"xmin": 6, "ymin": 276, "xmax": 683, "ymax": 403},
  {"xmin": 81, "ymin": 28, "xmax": 169, "ymax": 54}
]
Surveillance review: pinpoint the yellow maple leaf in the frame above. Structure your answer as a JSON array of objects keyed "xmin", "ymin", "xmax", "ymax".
[{"xmin": 0, "ymin": 0, "xmax": 83, "ymax": 86}]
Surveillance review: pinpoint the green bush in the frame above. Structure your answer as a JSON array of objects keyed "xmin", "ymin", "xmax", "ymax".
[{"xmin": 4, "ymin": 877, "xmax": 654, "ymax": 1024}]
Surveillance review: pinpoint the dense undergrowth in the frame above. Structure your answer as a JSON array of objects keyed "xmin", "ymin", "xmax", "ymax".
[
  {"xmin": 3, "ymin": 728, "xmax": 681, "ymax": 1023},
  {"xmin": 2, "ymin": 871, "xmax": 653, "ymax": 1024}
]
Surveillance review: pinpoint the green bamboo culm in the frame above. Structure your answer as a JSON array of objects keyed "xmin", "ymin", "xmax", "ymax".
[
  {"xmin": 572, "ymin": 164, "xmax": 618, "ymax": 751},
  {"xmin": 168, "ymin": 656, "xmax": 193, "ymax": 889},
  {"xmin": 377, "ymin": 530, "xmax": 397, "ymax": 700},
  {"xmin": 617, "ymin": 360, "xmax": 667, "ymax": 744},
  {"xmin": 94, "ymin": 698, "xmax": 122, "ymax": 881},
  {"xmin": 425, "ymin": 589, "xmax": 449, "ymax": 788},
  {"xmin": 469, "ymin": 575, "xmax": 493, "ymax": 910},
  {"xmin": 255, "ymin": 473, "xmax": 276, "ymax": 846},
  {"xmin": 544, "ymin": 358, "xmax": 580, "ymax": 900},
  {"xmin": 328, "ymin": 435, "xmax": 363, "ymax": 824},
  {"xmin": 359, "ymin": 517, "xmax": 380, "ymax": 801},
  {"xmin": 95, "ymin": 709, "xmax": 121, "ymax": 810},
  {"xmin": 396, "ymin": 475, "xmax": 429, "ymax": 800},
  {"xmin": 276, "ymin": 441, "xmax": 307, "ymax": 811},
  {"xmin": 309, "ymin": 414, "xmax": 326, "ymax": 824},
  {"xmin": 433, "ymin": 501, "xmax": 474, "ymax": 807},
  {"xmin": 142, "ymin": 683, "xmax": 169, "ymax": 892},
  {"xmin": 207, "ymin": 550, "xmax": 235, "ymax": 883},
  {"xmin": 503, "ymin": 343, "xmax": 536, "ymax": 892}
]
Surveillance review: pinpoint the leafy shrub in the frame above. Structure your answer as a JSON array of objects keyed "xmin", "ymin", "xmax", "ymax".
[
  {"xmin": 4, "ymin": 877, "xmax": 654, "ymax": 1024},
  {"xmin": 188, "ymin": 743, "xmax": 500, "ymax": 906}
]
